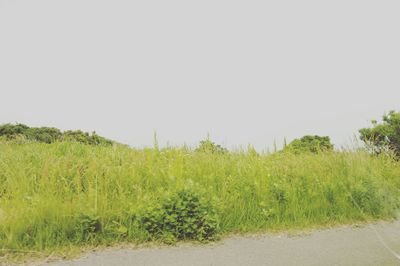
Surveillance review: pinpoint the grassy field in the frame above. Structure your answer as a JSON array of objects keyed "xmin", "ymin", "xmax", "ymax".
[{"xmin": 1, "ymin": 141, "xmax": 400, "ymax": 261}]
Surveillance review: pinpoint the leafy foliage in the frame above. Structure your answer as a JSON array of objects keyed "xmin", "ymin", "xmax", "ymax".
[
  {"xmin": 0, "ymin": 123, "xmax": 113, "ymax": 146},
  {"xmin": 195, "ymin": 138, "xmax": 228, "ymax": 154},
  {"xmin": 0, "ymin": 123, "xmax": 29, "ymax": 137},
  {"xmin": 62, "ymin": 130, "xmax": 113, "ymax": 146},
  {"xmin": 26, "ymin": 127, "xmax": 62, "ymax": 143},
  {"xmin": 76, "ymin": 213, "xmax": 102, "ymax": 240},
  {"xmin": 359, "ymin": 110, "xmax": 400, "ymax": 157},
  {"xmin": 283, "ymin": 135, "xmax": 333, "ymax": 154},
  {"xmin": 141, "ymin": 189, "xmax": 219, "ymax": 243}
]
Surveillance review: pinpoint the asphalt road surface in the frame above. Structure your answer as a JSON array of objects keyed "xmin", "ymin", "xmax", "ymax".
[{"xmin": 42, "ymin": 221, "xmax": 400, "ymax": 266}]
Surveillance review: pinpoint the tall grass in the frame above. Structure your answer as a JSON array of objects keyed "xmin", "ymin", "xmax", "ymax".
[{"xmin": 0, "ymin": 141, "xmax": 400, "ymax": 259}]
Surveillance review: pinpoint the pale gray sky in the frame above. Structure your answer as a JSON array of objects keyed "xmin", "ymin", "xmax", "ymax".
[{"xmin": 1, "ymin": 0, "xmax": 399, "ymax": 151}]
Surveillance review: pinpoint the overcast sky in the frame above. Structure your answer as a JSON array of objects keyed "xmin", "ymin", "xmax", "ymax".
[{"xmin": 1, "ymin": 0, "xmax": 399, "ymax": 151}]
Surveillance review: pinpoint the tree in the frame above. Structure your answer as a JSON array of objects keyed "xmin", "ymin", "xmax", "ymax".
[
  {"xmin": 359, "ymin": 110, "xmax": 400, "ymax": 157},
  {"xmin": 284, "ymin": 135, "xmax": 333, "ymax": 154}
]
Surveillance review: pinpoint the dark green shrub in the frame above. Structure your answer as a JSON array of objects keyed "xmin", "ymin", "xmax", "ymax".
[
  {"xmin": 359, "ymin": 110, "xmax": 400, "ymax": 157},
  {"xmin": 284, "ymin": 135, "xmax": 333, "ymax": 154},
  {"xmin": 26, "ymin": 127, "xmax": 62, "ymax": 143},
  {"xmin": 0, "ymin": 123, "xmax": 29, "ymax": 139},
  {"xmin": 141, "ymin": 189, "xmax": 219, "ymax": 243},
  {"xmin": 0, "ymin": 124, "xmax": 62, "ymax": 143},
  {"xmin": 75, "ymin": 213, "xmax": 102, "ymax": 240},
  {"xmin": 62, "ymin": 130, "xmax": 113, "ymax": 146},
  {"xmin": 0, "ymin": 123, "xmax": 113, "ymax": 146}
]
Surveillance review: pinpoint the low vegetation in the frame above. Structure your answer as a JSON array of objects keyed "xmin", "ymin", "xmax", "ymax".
[
  {"xmin": 1, "ymin": 141, "xmax": 400, "ymax": 261},
  {"xmin": 0, "ymin": 112, "xmax": 400, "ymax": 262}
]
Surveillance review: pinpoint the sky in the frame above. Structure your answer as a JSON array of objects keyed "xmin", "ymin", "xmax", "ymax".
[{"xmin": 0, "ymin": 0, "xmax": 399, "ymax": 151}]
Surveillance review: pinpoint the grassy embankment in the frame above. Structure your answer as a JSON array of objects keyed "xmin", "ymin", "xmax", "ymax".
[{"xmin": 0, "ymin": 141, "xmax": 400, "ymax": 261}]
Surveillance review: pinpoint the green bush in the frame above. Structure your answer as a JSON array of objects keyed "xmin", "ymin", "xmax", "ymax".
[
  {"xmin": 62, "ymin": 130, "xmax": 113, "ymax": 146},
  {"xmin": 141, "ymin": 189, "xmax": 219, "ymax": 243},
  {"xmin": 359, "ymin": 110, "xmax": 400, "ymax": 157},
  {"xmin": 0, "ymin": 123, "xmax": 113, "ymax": 146},
  {"xmin": 75, "ymin": 213, "xmax": 102, "ymax": 240},
  {"xmin": 0, "ymin": 123, "xmax": 29, "ymax": 139},
  {"xmin": 0, "ymin": 123, "xmax": 62, "ymax": 143},
  {"xmin": 195, "ymin": 139, "xmax": 228, "ymax": 154},
  {"xmin": 283, "ymin": 135, "xmax": 333, "ymax": 154},
  {"xmin": 26, "ymin": 127, "xmax": 62, "ymax": 143}
]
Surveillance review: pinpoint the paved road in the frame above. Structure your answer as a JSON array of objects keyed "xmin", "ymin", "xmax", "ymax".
[{"xmin": 43, "ymin": 221, "xmax": 400, "ymax": 266}]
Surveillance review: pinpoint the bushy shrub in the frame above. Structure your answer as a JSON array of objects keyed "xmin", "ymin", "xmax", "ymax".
[
  {"xmin": 359, "ymin": 110, "xmax": 400, "ymax": 157},
  {"xmin": 283, "ymin": 135, "xmax": 333, "ymax": 154},
  {"xmin": 141, "ymin": 189, "xmax": 219, "ymax": 243},
  {"xmin": 0, "ymin": 123, "xmax": 29, "ymax": 140},
  {"xmin": 75, "ymin": 213, "xmax": 102, "ymax": 240},
  {"xmin": 195, "ymin": 139, "xmax": 228, "ymax": 154},
  {"xmin": 0, "ymin": 123, "xmax": 113, "ymax": 146},
  {"xmin": 62, "ymin": 130, "xmax": 113, "ymax": 146},
  {"xmin": 26, "ymin": 127, "xmax": 62, "ymax": 143}
]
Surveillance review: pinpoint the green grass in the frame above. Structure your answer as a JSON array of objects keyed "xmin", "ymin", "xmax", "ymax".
[{"xmin": 1, "ymin": 141, "xmax": 400, "ymax": 261}]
